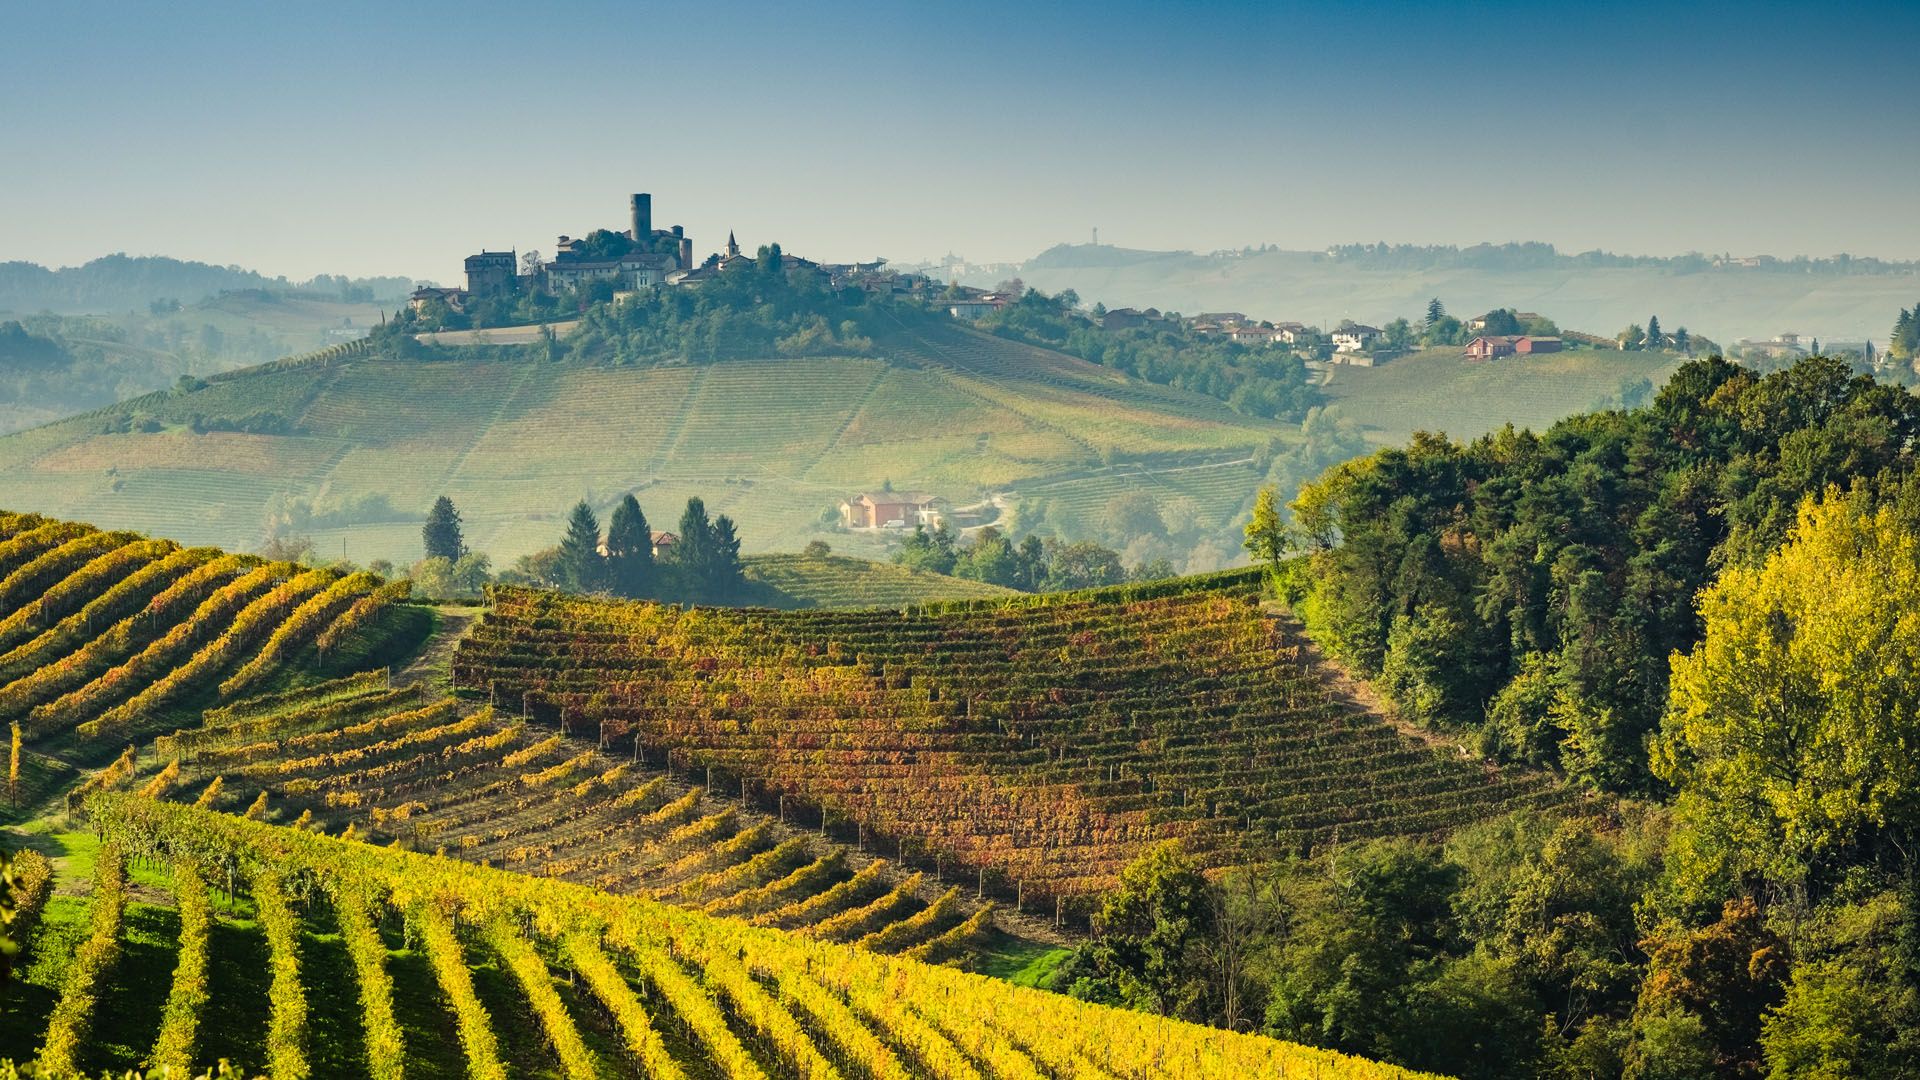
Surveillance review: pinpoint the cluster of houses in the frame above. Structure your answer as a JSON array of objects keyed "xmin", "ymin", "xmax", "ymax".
[{"xmin": 411, "ymin": 191, "xmax": 934, "ymax": 314}]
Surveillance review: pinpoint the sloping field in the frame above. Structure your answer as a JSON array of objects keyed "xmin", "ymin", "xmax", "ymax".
[
  {"xmin": 0, "ymin": 509, "xmax": 412, "ymax": 764},
  {"xmin": 745, "ymin": 553, "xmax": 1020, "ymax": 608},
  {"xmin": 0, "ymin": 321, "xmax": 1281, "ymax": 566},
  {"xmin": 153, "ymin": 679, "xmax": 1024, "ymax": 968},
  {"xmin": 453, "ymin": 573, "xmax": 1573, "ymax": 912},
  {"xmin": 0, "ymin": 795, "xmax": 1436, "ymax": 1079},
  {"xmin": 1315, "ymin": 347, "xmax": 1682, "ymax": 444}
]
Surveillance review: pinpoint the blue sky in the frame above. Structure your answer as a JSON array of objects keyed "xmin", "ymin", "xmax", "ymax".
[{"xmin": 3, "ymin": 0, "xmax": 1917, "ymax": 280}]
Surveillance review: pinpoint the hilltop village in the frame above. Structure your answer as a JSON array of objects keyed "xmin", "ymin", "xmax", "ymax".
[{"xmin": 408, "ymin": 192, "xmax": 934, "ymax": 315}]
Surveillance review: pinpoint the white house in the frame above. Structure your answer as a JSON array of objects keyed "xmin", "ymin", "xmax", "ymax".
[{"xmin": 1331, "ymin": 325, "xmax": 1382, "ymax": 353}]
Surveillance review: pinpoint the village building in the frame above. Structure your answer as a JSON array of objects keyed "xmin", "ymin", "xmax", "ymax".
[
  {"xmin": 1225, "ymin": 324, "xmax": 1287, "ymax": 346},
  {"xmin": 464, "ymin": 252, "xmax": 518, "ymax": 298},
  {"xmin": 409, "ymin": 286, "xmax": 470, "ymax": 313},
  {"xmin": 839, "ymin": 491, "xmax": 944, "ymax": 529},
  {"xmin": 1102, "ymin": 307, "xmax": 1173, "ymax": 331},
  {"xmin": 1331, "ymin": 325, "xmax": 1382, "ymax": 353}
]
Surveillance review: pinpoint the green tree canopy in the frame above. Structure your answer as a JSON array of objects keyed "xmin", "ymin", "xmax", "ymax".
[
  {"xmin": 605, "ymin": 494, "xmax": 653, "ymax": 599},
  {"xmin": 557, "ymin": 500, "xmax": 604, "ymax": 593},
  {"xmin": 422, "ymin": 495, "xmax": 464, "ymax": 561},
  {"xmin": 1655, "ymin": 482, "xmax": 1920, "ymax": 900}
]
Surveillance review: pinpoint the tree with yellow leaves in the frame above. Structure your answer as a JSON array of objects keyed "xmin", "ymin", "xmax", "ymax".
[{"xmin": 1654, "ymin": 482, "xmax": 1920, "ymax": 901}]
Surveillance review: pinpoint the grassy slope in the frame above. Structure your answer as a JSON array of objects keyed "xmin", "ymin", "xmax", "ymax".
[
  {"xmin": 0, "ymin": 320, "xmax": 1280, "ymax": 568},
  {"xmin": 744, "ymin": 553, "xmax": 1020, "ymax": 608},
  {"xmin": 1321, "ymin": 346, "xmax": 1685, "ymax": 445}
]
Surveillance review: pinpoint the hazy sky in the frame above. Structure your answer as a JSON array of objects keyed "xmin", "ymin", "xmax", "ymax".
[{"xmin": 4, "ymin": 0, "xmax": 1917, "ymax": 282}]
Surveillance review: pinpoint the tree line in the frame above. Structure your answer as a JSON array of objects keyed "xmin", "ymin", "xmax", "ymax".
[
  {"xmin": 417, "ymin": 493, "xmax": 747, "ymax": 605},
  {"xmin": 894, "ymin": 521, "xmax": 1174, "ymax": 591},
  {"xmin": 1131, "ymin": 353, "xmax": 1920, "ymax": 1077}
]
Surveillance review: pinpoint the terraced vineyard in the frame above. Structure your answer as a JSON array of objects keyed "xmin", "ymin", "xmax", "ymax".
[
  {"xmin": 0, "ymin": 320, "xmax": 1283, "ymax": 567},
  {"xmin": 744, "ymin": 554, "xmax": 1020, "ymax": 609},
  {"xmin": 0, "ymin": 510, "xmax": 415, "ymax": 787},
  {"xmin": 453, "ymin": 572, "xmax": 1574, "ymax": 912},
  {"xmin": 151, "ymin": 674, "xmax": 1021, "ymax": 967},
  {"xmin": 2, "ymin": 793, "xmax": 1436, "ymax": 1078}
]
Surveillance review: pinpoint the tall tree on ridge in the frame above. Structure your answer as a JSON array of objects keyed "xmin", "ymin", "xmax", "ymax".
[
  {"xmin": 709, "ymin": 514, "xmax": 745, "ymax": 602},
  {"xmin": 423, "ymin": 496, "xmax": 465, "ymax": 561},
  {"xmin": 1646, "ymin": 315, "xmax": 1663, "ymax": 350},
  {"xmin": 1425, "ymin": 297, "xmax": 1446, "ymax": 328},
  {"xmin": 557, "ymin": 501, "xmax": 604, "ymax": 593},
  {"xmin": 605, "ymin": 494, "xmax": 654, "ymax": 599}
]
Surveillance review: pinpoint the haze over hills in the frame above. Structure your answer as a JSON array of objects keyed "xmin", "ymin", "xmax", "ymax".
[
  {"xmin": 0, "ymin": 318, "xmax": 1282, "ymax": 570},
  {"xmin": 944, "ymin": 242, "xmax": 1920, "ymax": 345}
]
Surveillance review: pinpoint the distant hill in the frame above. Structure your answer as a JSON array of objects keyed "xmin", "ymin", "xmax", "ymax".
[
  {"xmin": 745, "ymin": 552, "xmax": 1020, "ymax": 608},
  {"xmin": 1321, "ymin": 346, "xmax": 1685, "ymax": 446},
  {"xmin": 0, "ymin": 294, "xmax": 393, "ymax": 436},
  {"xmin": 0, "ymin": 253, "xmax": 413, "ymax": 315},
  {"xmin": 0, "ymin": 319, "xmax": 1282, "ymax": 570},
  {"xmin": 971, "ymin": 242, "xmax": 1919, "ymax": 344}
]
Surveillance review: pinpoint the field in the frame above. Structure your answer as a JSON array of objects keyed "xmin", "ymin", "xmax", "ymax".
[
  {"xmin": 0, "ymin": 320, "xmax": 1282, "ymax": 568},
  {"xmin": 0, "ymin": 507, "xmax": 1437, "ymax": 1078},
  {"xmin": 744, "ymin": 554, "xmax": 1019, "ymax": 609},
  {"xmin": 150, "ymin": 675, "xmax": 1037, "ymax": 969},
  {"xmin": 1, "ymin": 797, "xmax": 1437, "ymax": 1079},
  {"xmin": 452, "ymin": 574, "xmax": 1573, "ymax": 912},
  {"xmin": 1320, "ymin": 346, "xmax": 1685, "ymax": 445}
]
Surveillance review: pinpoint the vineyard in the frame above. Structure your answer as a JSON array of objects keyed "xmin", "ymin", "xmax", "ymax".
[
  {"xmin": 0, "ymin": 509, "xmax": 418, "ymax": 795},
  {"xmin": 1, "ymin": 793, "xmax": 1439, "ymax": 1078},
  {"xmin": 0, "ymin": 321, "xmax": 1282, "ymax": 568},
  {"xmin": 148, "ymin": 673, "xmax": 1028, "ymax": 968},
  {"xmin": 452, "ymin": 571, "xmax": 1574, "ymax": 911}
]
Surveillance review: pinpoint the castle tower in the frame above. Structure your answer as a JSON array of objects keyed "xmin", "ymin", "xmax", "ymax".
[{"xmin": 630, "ymin": 193, "xmax": 652, "ymax": 242}]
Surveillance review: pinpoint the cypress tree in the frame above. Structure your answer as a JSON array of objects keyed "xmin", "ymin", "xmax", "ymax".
[
  {"xmin": 605, "ymin": 494, "xmax": 654, "ymax": 599},
  {"xmin": 558, "ymin": 501, "xmax": 605, "ymax": 593},
  {"xmin": 422, "ymin": 496, "xmax": 464, "ymax": 561},
  {"xmin": 709, "ymin": 514, "xmax": 745, "ymax": 601}
]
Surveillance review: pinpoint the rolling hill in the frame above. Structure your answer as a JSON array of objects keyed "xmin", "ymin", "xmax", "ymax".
[
  {"xmin": 453, "ymin": 572, "xmax": 1573, "ymax": 914},
  {"xmin": 0, "ymin": 508, "xmax": 1438, "ymax": 1078},
  {"xmin": 970, "ymin": 242, "xmax": 1918, "ymax": 344},
  {"xmin": 1320, "ymin": 345, "xmax": 1684, "ymax": 445},
  {"xmin": 744, "ymin": 553, "xmax": 1020, "ymax": 608},
  {"xmin": 0, "ymin": 320, "xmax": 1280, "ymax": 569}
]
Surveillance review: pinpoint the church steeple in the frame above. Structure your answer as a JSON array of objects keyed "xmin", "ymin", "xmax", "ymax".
[{"xmin": 726, "ymin": 230, "xmax": 740, "ymax": 258}]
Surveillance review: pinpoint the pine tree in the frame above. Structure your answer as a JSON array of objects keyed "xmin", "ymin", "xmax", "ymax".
[
  {"xmin": 1672, "ymin": 327, "xmax": 1691, "ymax": 356},
  {"xmin": 605, "ymin": 494, "xmax": 654, "ymax": 599},
  {"xmin": 557, "ymin": 501, "xmax": 605, "ymax": 593},
  {"xmin": 671, "ymin": 497, "xmax": 714, "ymax": 599},
  {"xmin": 423, "ymin": 496, "xmax": 465, "ymax": 561},
  {"xmin": 1646, "ymin": 315, "xmax": 1663, "ymax": 350},
  {"xmin": 1425, "ymin": 297, "xmax": 1446, "ymax": 327}
]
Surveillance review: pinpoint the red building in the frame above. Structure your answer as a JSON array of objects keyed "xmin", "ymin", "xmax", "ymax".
[{"xmin": 1466, "ymin": 335, "xmax": 1563, "ymax": 360}]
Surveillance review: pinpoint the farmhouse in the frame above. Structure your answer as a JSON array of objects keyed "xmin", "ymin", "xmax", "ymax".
[
  {"xmin": 1331, "ymin": 325, "xmax": 1382, "ymax": 353},
  {"xmin": 1465, "ymin": 335, "xmax": 1562, "ymax": 360},
  {"xmin": 840, "ymin": 491, "xmax": 943, "ymax": 529}
]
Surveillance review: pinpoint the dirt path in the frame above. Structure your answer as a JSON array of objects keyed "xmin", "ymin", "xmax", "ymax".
[
  {"xmin": 1262, "ymin": 601, "xmax": 1482, "ymax": 762},
  {"xmin": 395, "ymin": 605, "xmax": 484, "ymax": 693}
]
